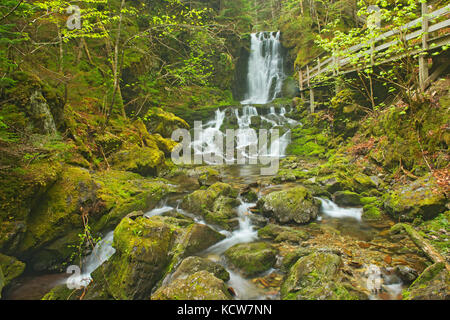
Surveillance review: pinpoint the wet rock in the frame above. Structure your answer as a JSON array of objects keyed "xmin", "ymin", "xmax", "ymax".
[
  {"xmin": 394, "ymin": 265, "xmax": 418, "ymax": 284},
  {"xmin": 248, "ymin": 213, "xmax": 268, "ymax": 228},
  {"xmin": 181, "ymin": 183, "xmax": 239, "ymax": 230},
  {"xmin": 281, "ymin": 251, "xmax": 359, "ymax": 300},
  {"xmin": 224, "ymin": 242, "xmax": 278, "ymax": 276},
  {"xmin": 42, "ymin": 284, "xmax": 82, "ymax": 300},
  {"xmin": 403, "ymin": 262, "xmax": 450, "ymax": 300},
  {"xmin": 170, "ymin": 256, "xmax": 230, "ymax": 282},
  {"xmin": 258, "ymin": 186, "xmax": 320, "ymax": 224},
  {"xmin": 198, "ymin": 168, "xmax": 222, "ymax": 187},
  {"xmin": 333, "ymin": 191, "xmax": 362, "ymax": 207},
  {"xmin": 152, "ymin": 270, "xmax": 231, "ymax": 300},
  {"xmin": 181, "ymin": 224, "xmax": 226, "ymax": 256},
  {"xmin": 85, "ymin": 213, "xmax": 224, "ymax": 300},
  {"xmin": 384, "ymin": 174, "xmax": 447, "ymax": 221},
  {"xmin": 258, "ymin": 223, "xmax": 309, "ymax": 244},
  {"xmin": 280, "ymin": 248, "xmax": 313, "ymax": 272}
]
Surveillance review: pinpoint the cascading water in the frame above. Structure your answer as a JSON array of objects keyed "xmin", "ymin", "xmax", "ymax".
[{"xmin": 241, "ymin": 31, "xmax": 285, "ymax": 105}]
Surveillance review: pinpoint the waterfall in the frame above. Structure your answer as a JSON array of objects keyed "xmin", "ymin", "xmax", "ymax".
[{"xmin": 241, "ymin": 31, "xmax": 285, "ymax": 105}]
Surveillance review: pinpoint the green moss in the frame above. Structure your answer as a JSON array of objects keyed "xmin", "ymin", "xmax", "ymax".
[
  {"xmin": 224, "ymin": 242, "xmax": 278, "ymax": 276},
  {"xmin": 362, "ymin": 204, "xmax": 383, "ymax": 221},
  {"xmin": 258, "ymin": 223, "xmax": 309, "ymax": 244},
  {"xmin": 0, "ymin": 254, "xmax": 26, "ymax": 286}
]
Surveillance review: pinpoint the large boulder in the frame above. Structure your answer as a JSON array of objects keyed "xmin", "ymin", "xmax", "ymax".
[
  {"xmin": 181, "ymin": 182, "xmax": 239, "ymax": 230},
  {"xmin": 152, "ymin": 270, "xmax": 231, "ymax": 300},
  {"xmin": 384, "ymin": 175, "xmax": 447, "ymax": 221},
  {"xmin": 403, "ymin": 262, "xmax": 450, "ymax": 300},
  {"xmin": 224, "ymin": 242, "xmax": 277, "ymax": 276},
  {"xmin": 170, "ymin": 256, "xmax": 230, "ymax": 282},
  {"xmin": 280, "ymin": 251, "xmax": 360, "ymax": 300},
  {"xmin": 86, "ymin": 215, "xmax": 224, "ymax": 300},
  {"xmin": 258, "ymin": 186, "xmax": 320, "ymax": 224}
]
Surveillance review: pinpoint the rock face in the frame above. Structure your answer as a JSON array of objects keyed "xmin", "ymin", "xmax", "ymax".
[
  {"xmin": 170, "ymin": 256, "xmax": 230, "ymax": 282},
  {"xmin": 258, "ymin": 186, "xmax": 320, "ymax": 224},
  {"xmin": 281, "ymin": 251, "xmax": 359, "ymax": 300},
  {"xmin": 181, "ymin": 182, "xmax": 239, "ymax": 230},
  {"xmin": 152, "ymin": 270, "xmax": 231, "ymax": 300},
  {"xmin": 403, "ymin": 263, "xmax": 450, "ymax": 300},
  {"xmin": 384, "ymin": 175, "xmax": 447, "ymax": 221},
  {"xmin": 224, "ymin": 242, "xmax": 277, "ymax": 276},
  {"xmin": 86, "ymin": 215, "xmax": 224, "ymax": 300}
]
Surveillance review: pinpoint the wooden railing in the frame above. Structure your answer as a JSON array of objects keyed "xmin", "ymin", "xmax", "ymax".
[{"xmin": 298, "ymin": 2, "xmax": 450, "ymax": 111}]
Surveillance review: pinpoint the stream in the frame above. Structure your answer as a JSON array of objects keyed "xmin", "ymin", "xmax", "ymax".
[{"xmin": 4, "ymin": 31, "xmax": 417, "ymax": 300}]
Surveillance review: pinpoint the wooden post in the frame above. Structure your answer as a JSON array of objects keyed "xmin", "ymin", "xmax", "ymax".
[
  {"xmin": 306, "ymin": 65, "xmax": 314, "ymax": 113},
  {"xmin": 299, "ymin": 70, "xmax": 305, "ymax": 100},
  {"xmin": 419, "ymin": 1, "xmax": 429, "ymax": 92}
]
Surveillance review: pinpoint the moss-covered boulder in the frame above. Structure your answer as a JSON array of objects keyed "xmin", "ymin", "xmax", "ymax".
[
  {"xmin": 181, "ymin": 224, "xmax": 226, "ymax": 256},
  {"xmin": 258, "ymin": 186, "xmax": 320, "ymax": 224},
  {"xmin": 144, "ymin": 107, "xmax": 189, "ymax": 139},
  {"xmin": 170, "ymin": 256, "xmax": 230, "ymax": 282},
  {"xmin": 42, "ymin": 284, "xmax": 82, "ymax": 300},
  {"xmin": 333, "ymin": 191, "xmax": 362, "ymax": 207},
  {"xmin": 384, "ymin": 174, "xmax": 447, "ymax": 221},
  {"xmin": 152, "ymin": 270, "xmax": 231, "ymax": 300},
  {"xmin": 181, "ymin": 182, "xmax": 239, "ymax": 230},
  {"xmin": 86, "ymin": 215, "xmax": 224, "ymax": 300},
  {"xmin": 110, "ymin": 145, "xmax": 165, "ymax": 177},
  {"xmin": 224, "ymin": 242, "xmax": 277, "ymax": 276},
  {"xmin": 92, "ymin": 170, "xmax": 174, "ymax": 232},
  {"xmin": 0, "ymin": 254, "xmax": 26, "ymax": 287},
  {"xmin": 0, "ymin": 266, "xmax": 4, "ymax": 299},
  {"xmin": 17, "ymin": 166, "xmax": 100, "ymax": 267},
  {"xmin": 281, "ymin": 251, "xmax": 358, "ymax": 300},
  {"xmin": 257, "ymin": 223, "xmax": 309, "ymax": 244},
  {"xmin": 403, "ymin": 262, "xmax": 450, "ymax": 300},
  {"xmin": 361, "ymin": 204, "xmax": 383, "ymax": 221},
  {"xmin": 197, "ymin": 168, "xmax": 222, "ymax": 187}
]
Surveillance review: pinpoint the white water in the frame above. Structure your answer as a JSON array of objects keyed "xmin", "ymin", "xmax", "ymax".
[
  {"xmin": 190, "ymin": 105, "xmax": 296, "ymax": 164},
  {"xmin": 144, "ymin": 200, "xmax": 174, "ymax": 218},
  {"xmin": 241, "ymin": 31, "xmax": 285, "ymax": 105},
  {"xmin": 68, "ymin": 231, "xmax": 116, "ymax": 288},
  {"xmin": 317, "ymin": 197, "xmax": 363, "ymax": 221}
]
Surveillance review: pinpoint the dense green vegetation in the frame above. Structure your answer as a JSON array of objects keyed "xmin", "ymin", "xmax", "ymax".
[{"xmin": 0, "ymin": 0, "xmax": 448, "ymax": 301}]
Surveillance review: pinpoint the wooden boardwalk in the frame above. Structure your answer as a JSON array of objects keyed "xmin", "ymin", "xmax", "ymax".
[{"xmin": 298, "ymin": 2, "xmax": 450, "ymax": 111}]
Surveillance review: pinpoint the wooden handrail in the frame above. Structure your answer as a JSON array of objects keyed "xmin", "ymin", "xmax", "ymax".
[{"xmin": 299, "ymin": 3, "xmax": 450, "ymax": 90}]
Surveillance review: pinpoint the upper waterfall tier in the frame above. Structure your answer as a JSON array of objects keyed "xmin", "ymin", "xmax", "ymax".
[{"xmin": 241, "ymin": 31, "xmax": 285, "ymax": 105}]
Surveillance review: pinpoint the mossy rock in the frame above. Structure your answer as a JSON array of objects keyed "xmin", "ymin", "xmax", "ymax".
[
  {"xmin": 258, "ymin": 186, "xmax": 320, "ymax": 224},
  {"xmin": 0, "ymin": 254, "xmax": 25, "ymax": 287},
  {"xmin": 87, "ymin": 216, "xmax": 178, "ymax": 300},
  {"xmin": 170, "ymin": 256, "xmax": 230, "ymax": 282},
  {"xmin": 110, "ymin": 145, "xmax": 165, "ymax": 177},
  {"xmin": 42, "ymin": 284, "xmax": 83, "ymax": 300},
  {"xmin": 152, "ymin": 270, "xmax": 231, "ymax": 300},
  {"xmin": 384, "ymin": 174, "xmax": 447, "ymax": 221},
  {"xmin": 257, "ymin": 223, "xmax": 309, "ymax": 244},
  {"xmin": 280, "ymin": 251, "xmax": 356, "ymax": 300},
  {"xmin": 181, "ymin": 182, "xmax": 239, "ymax": 230},
  {"xmin": 181, "ymin": 224, "xmax": 226, "ymax": 256},
  {"xmin": 0, "ymin": 266, "xmax": 4, "ymax": 298},
  {"xmin": 402, "ymin": 262, "xmax": 450, "ymax": 300},
  {"xmin": 144, "ymin": 107, "xmax": 189, "ymax": 139},
  {"xmin": 333, "ymin": 191, "xmax": 362, "ymax": 207},
  {"xmin": 197, "ymin": 167, "xmax": 222, "ymax": 187},
  {"xmin": 18, "ymin": 166, "xmax": 99, "ymax": 257},
  {"xmin": 362, "ymin": 204, "xmax": 383, "ymax": 221},
  {"xmin": 224, "ymin": 242, "xmax": 277, "ymax": 276}
]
